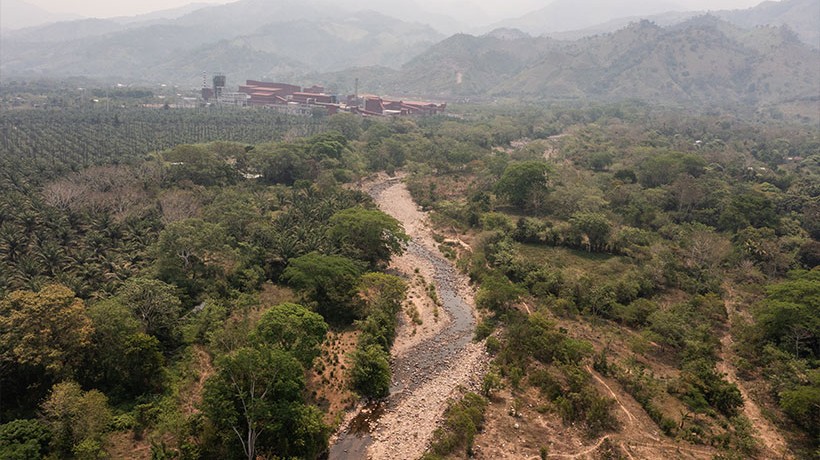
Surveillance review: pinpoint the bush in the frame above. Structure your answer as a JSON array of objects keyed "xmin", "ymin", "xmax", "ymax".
[
  {"xmin": 349, "ymin": 344, "xmax": 391, "ymax": 399},
  {"xmin": 485, "ymin": 336, "xmax": 501, "ymax": 355},
  {"xmin": 424, "ymin": 393, "xmax": 488, "ymax": 458},
  {"xmin": 528, "ymin": 368, "xmax": 562, "ymax": 400},
  {"xmin": 0, "ymin": 419, "xmax": 51, "ymax": 460},
  {"xmin": 613, "ymin": 298, "xmax": 658, "ymax": 328},
  {"xmin": 779, "ymin": 384, "xmax": 820, "ymax": 436},
  {"xmin": 555, "ymin": 387, "xmax": 619, "ymax": 436},
  {"xmin": 474, "ymin": 318, "xmax": 496, "ymax": 341}
]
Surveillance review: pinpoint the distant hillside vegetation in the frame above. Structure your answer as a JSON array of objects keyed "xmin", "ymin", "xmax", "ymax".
[
  {"xmin": 372, "ymin": 17, "xmax": 818, "ymax": 110},
  {"xmin": 488, "ymin": 0, "xmax": 818, "ymax": 49},
  {"xmin": 0, "ymin": 0, "xmax": 442, "ymax": 84}
]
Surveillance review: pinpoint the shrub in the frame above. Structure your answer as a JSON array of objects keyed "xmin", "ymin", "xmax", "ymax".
[
  {"xmin": 424, "ymin": 393, "xmax": 488, "ymax": 458},
  {"xmin": 349, "ymin": 344, "xmax": 391, "ymax": 399},
  {"xmin": 485, "ymin": 336, "xmax": 502, "ymax": 355}
]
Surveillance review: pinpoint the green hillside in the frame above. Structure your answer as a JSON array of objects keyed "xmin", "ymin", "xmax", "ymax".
[{"xmin": 383, "ymin": 17, "xmax": 818, "ymax": 112}]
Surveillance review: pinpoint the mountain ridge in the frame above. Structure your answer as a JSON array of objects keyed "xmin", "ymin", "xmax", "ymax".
[{"xmin": 323, "ymin": 16, "xmax": 817, "ymax": 114}]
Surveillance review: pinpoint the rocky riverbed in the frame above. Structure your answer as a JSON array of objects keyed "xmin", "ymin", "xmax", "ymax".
[{"xmin": 329, "ymin": 176, "xmax": 488, "ymax": 460}]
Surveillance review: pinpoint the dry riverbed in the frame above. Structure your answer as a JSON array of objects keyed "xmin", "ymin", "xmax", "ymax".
[{"xmin": 329, "ymin": 175, "xmax": 488, "ymax": 460}]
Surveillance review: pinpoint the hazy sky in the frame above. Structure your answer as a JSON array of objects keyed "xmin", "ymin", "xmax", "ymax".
[{"xmin": 28, "ymin": 0, "xmax": 775, "ymax": 20}]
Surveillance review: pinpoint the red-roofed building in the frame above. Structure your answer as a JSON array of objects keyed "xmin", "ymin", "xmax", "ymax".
[
  {"xmin": 291, "ymin": 92, "xmax": 335, "ymax": 105},
  {"xmin": 358, "ymin": 96, "xmax": 445, "ymax": 116},
  {"xmin": 205, "ymin": 77, "xmax": 444, "ymax": 117},
  {"xmin": 244, "ymin": 80, "xmax": 301, "ymax": 95}
]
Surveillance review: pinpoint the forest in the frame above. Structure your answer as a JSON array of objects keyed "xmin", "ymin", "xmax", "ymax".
[{"xmin": 0, "ymin": 97, "xmax": 817, "ymax": 459}]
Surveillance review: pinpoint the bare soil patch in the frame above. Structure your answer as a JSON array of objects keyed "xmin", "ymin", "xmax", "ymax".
[{"xmin": 309, "ymin": 329, "xmax": 360, "ymax": 426}]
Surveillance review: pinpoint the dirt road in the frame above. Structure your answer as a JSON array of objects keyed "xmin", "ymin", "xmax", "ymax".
[
  {"xmin": 717, "ymin": 285, "xmax": 792, "ymax": 459},
  {"xmin": 329, "ymin": 176, "xmax": 487, "ymax": 460}
]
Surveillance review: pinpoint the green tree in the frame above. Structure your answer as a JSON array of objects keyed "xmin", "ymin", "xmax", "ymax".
[
  {"xmin": 40, "ymin": 381, "xmax": 112, "ymax": 458},
  {"xmin": 475, "ymin": 275, "xmax": 525, "ymax": 314},
  {"xmin": 203, "ymin": 347, "xmax": 314, "ymax": 460},
  {"xmin": 82, "ymin": 300, "xmax": 164, "ymax": 400},
  {"xmin": 155, "ymin": 218, "xmax": 234, "ymax": 298},
  {"xmin": 0, "ymin": 419, "xmax": 51, "ymax": 460},
  {"xmin": 203, "ymin": 189, "xmax": 262, "ymax": 241},
  {"xmin": 281, "ymin": 252, "xmax": 364, "ymax": 323},
  {"xmin": 0, "ymin": 284, "xmax": 92, "ymax": 377},
  {"xmin": 162, "ymin": 144, "xmax": 239, "ymax": 186},
  {"xmin": 254, "ymin": 303, "xmax": 328, "ymax": 368},
  {"xmin": 568, "ymin": 212, "xmax": 612, "ymax": 252},
  {"xmin": 250, "ymin": 144, "xmax": 315, "ymax": 186},
  {"xmin": 719, "ymin": 190, "xmax": 778, "ymax": 231},
  {"xmin": 350, "ymin": 344, "xmax": 391, "ymax": 399},
  {"xmin": 753, "ymin": 270, "xmax": 820, "ymax": 358},
  {"xmin": 354, "ymin": 273, "xmax": 407, "ymax": 352},
  {"xmin": 115, "ymin": 278, "xmax": 183, "ymax": 347},
  {"xmin": 495, "ymin": 161, "xmax": 553, "ymax": 209},
  {"xmin": 327, "ymin": 114, "xmax": 363, "ymax": 140},
  {"xmin": 327, "ymin": 207, "xmax": 408, "ymax": 269},
  {"xmin": 357, "ymin": 272, "xmax": 407, "ymax": 316},
  {"xmin": 307, "ymin": 131, "xmax": 348, "ymax": 159},
  {"xmin": 156, "ymin": 219, "xmax": 232, "ymax": 272},
  {"xmin": 779, "ymin": 384, "xmax": 820, "ymax": 436}
]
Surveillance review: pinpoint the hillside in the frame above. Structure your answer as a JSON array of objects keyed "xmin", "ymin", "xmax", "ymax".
[
  {"xmin": 715, "ymin": 0, "xmax": 820, "ymax": 48},
  {"xmin": 507, "ymin": 0, "xmax": 818, "ymax": 49},
  {"xmin": 377, "ymin": 17, "xmax": 819, "ymax": 111},
  {"xmin": 488, "ymin": 0, "xmax": 683, "ymax": 36},
  {"xmin": 0, "ymin": 0, "xmax": 441, "ymax": 85},
  {"xmin": 379, "ymin": 33, "xmax": 557, "ymax": 97}
]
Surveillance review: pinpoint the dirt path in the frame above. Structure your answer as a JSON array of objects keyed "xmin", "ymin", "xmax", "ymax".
[
  {"xmin": 329, "ymin": 175, "xmax": 488, "ymax": 460},
  {"xmin": 543, "ymin": 435, "xmax": 612, "ymax": 459},
  {"xmin": 718, "ymin": 285, "xmax": 792, "ymax": 459},
  {"xmin": 181, "ymin": 345, "xmax": 213, "ymax": 416},
  {"xmin": 587, "ymin": 366, "xmax": 636, "ymax": 425}
]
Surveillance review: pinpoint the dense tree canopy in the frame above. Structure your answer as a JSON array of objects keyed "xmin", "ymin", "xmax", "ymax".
[
  {"xmin": 495, "ymin": 161, "xmax": 553, "ymax": 209},
  {"xmin": 203, "ymin": 346, "xmax": 324, "ymax": 460},
  {"xmin": 752, "ymin": 269, "xmax": 820, "ymax": 359},
  {"xmin": 281, "ymin": 252, "xmax": 364, "ymax": 323},
  {"xmin": 253, "ymin": 302, "xmax": 328, "ymax": 367},
  {"xmin": 40, "ymin": 381, "xmax": 112, "ymax": 458},
  {"xmin": 327, "ymin": 207, "xmax": 408, "ymax": 269},
  {"xmin": 0, "ymin": 285, "xmax": 91, "ymax": 377}
]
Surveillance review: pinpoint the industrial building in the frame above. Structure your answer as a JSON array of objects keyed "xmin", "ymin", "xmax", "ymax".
[
  {"xmin": 201, "ymin": 74, "xmax": 444, "ymax": 117},
  {"xmin": 356, "ymin": 95, "xmax": 446, "ymax": 116}
]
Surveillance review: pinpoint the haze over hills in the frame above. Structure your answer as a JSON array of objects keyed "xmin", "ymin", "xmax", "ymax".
[
  {"xmin": 714, "ymin": 0, "xmax": 820, "ymax": 48},
  {"xmin": 0, "ymin": 0, "xmax": 81, "ymax": 31},
  {"xmin": 325, "ymin": 16, "xmax": 818, "ymax": 112},
  {"xmin": 0, "ymin": 0, "xmax": 443, "ymax": 83},
  {"xmin": 0, "ymin": 0, "xmax": 817, "ymax": 116},
  {"xmin": 536, "ymin": 0, "xmax": 818, "ymax": 48},
  {"xmin": 486, "ymin": 0, "xmax": 685, "ymax": 35}
]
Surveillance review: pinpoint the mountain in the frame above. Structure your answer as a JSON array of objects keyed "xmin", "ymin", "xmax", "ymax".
[
  {"xmin": 715, "ymin": 0, "xmax": 819, "ymax": 48},
  {"xmin": 0, "ymin": 0, "xmax": 81, "ymax": 31},
  {"xmin": 377, "ymin": 32, "xmax": 556, "ymax": 97},
  {"xmin": 377, "ymin": 17, "xmax": 818, "ymax": 109},
  {"xmin": 114, "ymin": 2, "xmax": 219, "ymax": 24},
  {"xmin": 503, "ymin": 0, "xmax": 818, "ymax": 49},
  {"xmin": 0, "ymin": 0, "xmax": 442, "ymax": 85},
  {"xmin": 4, "ymin": 19, "xmax": 131, "ymax": 43},
  {"xmin": 224, "ymin": 11, "xmax": 441, "ymax": 72},
  {"xmin": 488, "ymin": 0, "xmax": 684, "ymax": 36}
]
